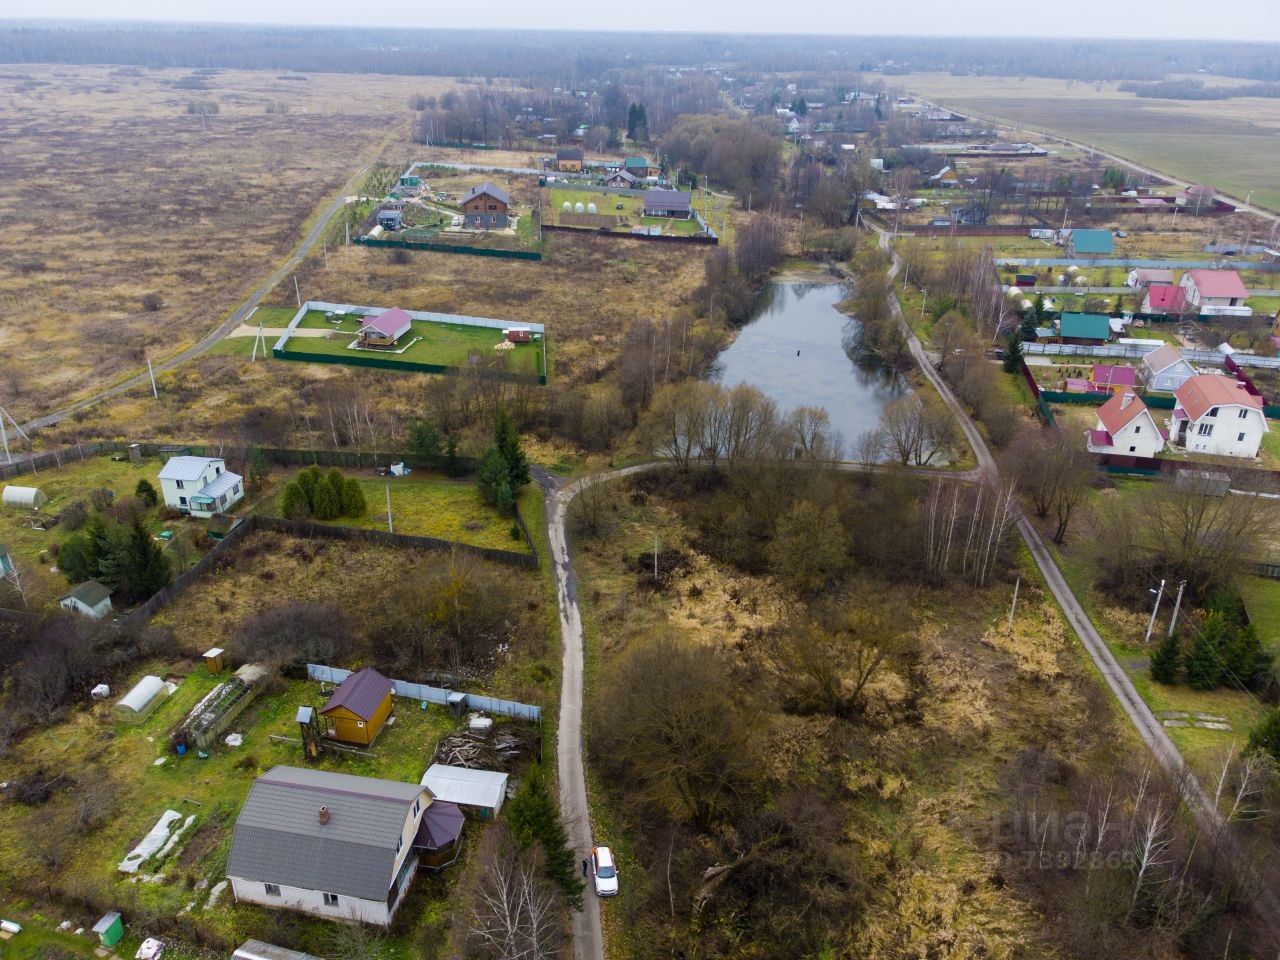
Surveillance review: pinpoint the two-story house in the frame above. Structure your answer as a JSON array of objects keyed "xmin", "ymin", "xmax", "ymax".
[
  {"xmin": 157, "ymin": 456, "xmax": 243, "ymax": 518},
  {"xmin": 1170, "ymin": 374, "xmax": 1268, "ymax": 458},
  {"xmin": 1086, "ymin": 391, "xmax": 1165, "ymax": 459}
]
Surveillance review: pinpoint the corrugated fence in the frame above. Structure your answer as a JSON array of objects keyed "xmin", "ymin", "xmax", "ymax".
[{"xmin": 306, "ymin": 663, "xmax": 541, "ymax": 722}]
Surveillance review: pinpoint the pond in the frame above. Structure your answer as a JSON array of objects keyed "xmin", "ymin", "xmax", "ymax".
[{"xmin": 709, "ymin": 280, "xmax": 908, "ymax": 450}]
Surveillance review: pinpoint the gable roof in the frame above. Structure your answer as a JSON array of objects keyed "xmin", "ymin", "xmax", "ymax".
[
  {"xmin": 1059, "ymin": 313, "xmax": 1111, "ymax": 341},
  {"xmin": 63, "ymin": 580, "xmax": 111, "ymax": 607},
  {"xmin": 1096, "ymin": 391, "xmax": 1152, "ymax": 435},
  {"xmin": 1070, "ymin": 229, "xmax": 1114, "ymax": 254},
  {"xmin": 1174, "ymin": 374, "xmax": 1263, "ymax": 422},
  {"xmin": 1145, "ymin": 284, "xmax": 1186, "ymax": 313},
  {"xmin": 642, "ymin": 189, "xmax": 693, "ymax": 213},
  {"xmin": 158, "ymin": 456, "xmax": 222, "ymax": 482},
  {"xmin": 234, "ymin": 942, "xmax": 325, "ymax": 960},
  {"xmin": 1142, "ymin": 344, "xmax": 1190, "ymax": 376},
  {"xmin": 1185, "ymin": 269, "xmax": 1248, "ymax": 300},
  {"xmin": 462, "ymin": 182, "xmax": 510, "ymax": 206},
  {"xmin": 1091, "ymin": 365, "xmax": 1137, "ymax": 388},
  {"xmin": 321, "ymin": 667, "xmax": 393, "ymax": 721},
  {"xmin": 227, "ymin": 766, "xmax": 426, "ymax": 902},
  {"xmin": 358, "ymin": 308, "xmax": 413, "ymax": 341},
  {"xmin": 607, "ymin": 169, "xmax": 638, "ymax": 183},
  {"xmin": 556, "ymin": 148, "xmax": 583, "ymax": 161},
  {"xmin": 623, "ymin": 156, "xmax": 651, "ymax": 170},
  {"xmin": 421, "ymin": 764, "xmax": 508, "ymax": 808}
]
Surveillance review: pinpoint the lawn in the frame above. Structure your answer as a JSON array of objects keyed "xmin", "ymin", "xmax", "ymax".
[
  {"xmin": 547, "ymin": 186, "xmax": 727, "ymax": 240},
  {"xmin": 0, "ymin": 454, "xmax": 204, "ymax": 608},
  {"xmin": 279, "ymin": 315, "xmax": 545, "ymax": 376},
  {"xmin": 254, "ymin": 469, "xmax": 527, "ymax": 552}
]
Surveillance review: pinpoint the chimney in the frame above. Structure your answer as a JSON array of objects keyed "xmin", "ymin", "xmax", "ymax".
[{"xmin": 318, "ymin": 806, "xmax": 330, "ymax": 825}]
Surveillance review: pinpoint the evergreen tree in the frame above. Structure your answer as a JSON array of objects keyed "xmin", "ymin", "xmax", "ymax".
[
  {"xmin": 1222, "ymin": 623, "xmax": 1273, "ymax": 692},
  {"xmin": 478, "ymin": 448, "xmax": 512, "ymax": 511},
  {"xmin": 326, "ymin": 468, "xmax": 345, "ymax": 499},
  {"xmin": 57, "ymin": 532, "xmax": 99, "ymax": 584},
  {"xmin": 119, "ymin": 518, "xmax": 171, "ymax": 602},
  {"xmin": 280, "ymin": 481, "xmax": 308, "ymax": 519},
  {"xmin": 1149, "ymin": 631, "xmax": 1182, "ymax": 685},
  {"xmin": 96, "ymin": 520, "xmax": 131, "ymax": 587},
  {"xmin": 1186, "ymin": 612, "xmax": 1227, "ymax": 690},
  {"xmin": 443, "ymin": 434, "xmax": 463, "ymax": 477},
  {"xmin": 1019, "ymin": 305, "xmax": 1040, "ymax": 342},
  {"xmin": 506, "ymin": 764, "xmax": 584, "ymax": 909},
  {"xmin": 249, "ymin": 445, "xmax": 271, "ymax": 487},
  {"xmin": 1248, "ymin": 707, "xmax": 1280, "ymax": 764},
  {"xmin": 311, "ymin": 476, "xmax": 341, "ymax": 521},
  {"xmin": 1002, "ymin": 334, "xmax": 1023, "ymax": 373},
  {"xmin": 296, "ymin": 466, "xmax": 322, "ymax": 511},
  {"xmin": 494, "ymin": 409, "xmax": 530, "ymax": 490},
  {"xmin": 407, "ymin": 419, "xmax": 442, "ymax": 464},
  {"xmin": 341, "ymin": 478, "xmax": 367, "ymax": 518},
  {"xmin": 134, "ymin": 479, "xmax": 159, "ymax": 507}
]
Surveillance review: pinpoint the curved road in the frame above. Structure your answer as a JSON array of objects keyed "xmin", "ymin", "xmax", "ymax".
[{"xmin": 20, "ymin": 162, "xmax": 378, "ymax": 435}]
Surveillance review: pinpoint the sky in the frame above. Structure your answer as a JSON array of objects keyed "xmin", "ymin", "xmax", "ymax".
[{"xmin": 13, "ymin": 0, "xmax": 1280, "ymax": 42}]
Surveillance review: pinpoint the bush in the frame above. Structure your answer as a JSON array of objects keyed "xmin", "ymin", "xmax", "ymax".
[
  {"xmin": 341, "ymin": 478, "xmax": 367, "ymax": 518},
  {"xmin": 1248, "ymin": 707, "xmax": 1280, "ymax": 763},
  {"xmin": 311, "ymin": 477, "xmax": 341, "ymax": 521},
  {"xmin": 88, "ymin": 488, "xmax": 113, "ymax": 512},
  {"xmin": 60, "ymin": 500, "xmax": 89, "ymax": 531},
  {"xmin": 280, "ymin": 482, "xmax": 308, "ymax": 520}
]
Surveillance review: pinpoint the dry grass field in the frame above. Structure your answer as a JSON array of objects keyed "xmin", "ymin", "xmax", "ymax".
[
  {"xmin": 0, "ymin": 65, "xmax": 449, "ymax": 421},
  {"xmin": 898, "ymin": 73, "xmax": 1280, "ymax": 215}
]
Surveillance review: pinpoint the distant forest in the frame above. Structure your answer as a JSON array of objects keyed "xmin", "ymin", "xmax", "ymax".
[{"xmin": 0, "ymin": 22, "xmax": 1278, "ymax": 85}]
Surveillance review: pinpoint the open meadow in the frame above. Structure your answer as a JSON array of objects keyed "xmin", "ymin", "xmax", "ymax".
[
  {"xmin": 0, "ymin": 65, "xmax": 448, "ymax": 423},
  {"xmin": 898, "ymin": 73, "xmax": 1280, "ymax": 214}
]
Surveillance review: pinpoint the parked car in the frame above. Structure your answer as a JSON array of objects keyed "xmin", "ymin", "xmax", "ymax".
[
  {"xmin": 451, "ymin": 216, "xmax": 461, "ymax": 227},
  {"xmin": 592, "ymin": 846, "xmax": 619, "ymax": 897}
]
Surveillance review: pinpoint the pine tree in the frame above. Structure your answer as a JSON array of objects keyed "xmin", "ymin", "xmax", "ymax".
[
  {"xmin": 1002, "ymin": 334, "xmax": 1023, "ymax": 373},
  {"xmin": 477, "ymin": 448, "xmax": 509, "ymax": 509},
  {"xmin": 1149, "ymin": 631, "xmax": 1182, "ymax": 685},
  {"xmin": 506, "ymin": 765, "xmax": 584, "ymax": 909},
  {"xmin": 1222, "ymin": 623, "xmax": 1273, "ymax": 692},
  {"xmin": 407, "ymin": 419, "xmax": 442, "ymax": 464},
  {"xmin": 494, "ymin": 409, "xmax": 530, "ymax": 490},
  {"xmin": 57, "ymin": 532, "xmax": 99, "ymax": 584},
  {"xmin": 443, "ymin": 434, "xmax": 462, "ymax": 477},
  {"xmin": 134, "ymin": 479, "xmax": 159, "ymax": 507},
  {"xmin": 341, "ymin": 478, "xmax": 367, "ymax": 518},
  {"xmin": 311, "ymin": 476, "xmax": 341, "ymax": 521},
  {"xmin": 119, "ymin": 518, "xmax": 171, "ymax": 602},
  {"xmin": 1249, "ymin": 707, "xmax": 1280, "ymax": 764},
  {"xmin": 1186, "ymin": 612, "xmax": 1227, "ymax": 690}
]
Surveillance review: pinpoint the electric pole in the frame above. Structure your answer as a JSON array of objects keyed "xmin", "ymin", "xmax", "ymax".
[
  {"xmin": 1145, "ymin": 578, "xmax": 1166, "ymax": 644},
  {"xmin": 1167, "ymin": 580, "xmax": 1187, "ymax": 639}
]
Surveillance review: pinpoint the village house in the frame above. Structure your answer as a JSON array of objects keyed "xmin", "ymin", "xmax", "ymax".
[
  {"xmin": 603, "ymin": 169, "xmax": 638, "ymax": 188},
  {"xmin": 59, "ymin": 580, "xmax": 113, "ymax": 619},
  {"xmin": 555, "ymin": 148, "xmax": 584, "ymax": 173},
  {"xmin": 1086, "ymin": 391, "xmax": 1165, "ymax": 459},
  {"xmin": 318, "ymin": 667, "xmax": 394, "ymax": 746},
  {"xmin": 1055, "ymin": 312, "xmax": 1113, "ymax": 345},
  {"xmin": 928, "ymin": 165, "xmax": 958, "ymax": 187},
  {"xmin": 623, "ymin": 156, "xmax": 660, "ymax": 178},
  {"xmin": 1142, "ymin": 284, "xmax": 1187, "ymax": 316},
  {"xmin": 355, "ymin": 308, "xmax": 413, "ymax": 350},
  {"xmin": 1141, "ymin": 344, "xmax": 1197, "ymax": 393},
  {"xmin": 641, "ymin": 189, "xmax": 693, "ymax": 219},
  {"xmin": 1180, "ymin": 270, "xmax": 1251, "ymax": 317},
  {"xmin": 1090, "ymin": 365, "xmax": 1137, "ymax": 392},
  {"xmin": 1169, "ymin": 374, "xmax": 1268, "ymax": 458},
  {"xmin": 376, "ymin": 208, "xmax": 403, "ymax": 231},
  {"xmin": 157, "ymin": 456, "xmax": 244, "ymax": 518},
  {"xmin": 1066, "ymin": 229, "xmax": 1114, "ymax": 258},
  {"xmin": 1176, "ymin": 183, "xmax": 1217, "ymax": 213},
  {"xmin": 461, "ymin": 182, "xmax": 510, "ymax": 229},
  {"xmin": 227, "ymin": 766, "xmax": 432, "ymax": 926}
]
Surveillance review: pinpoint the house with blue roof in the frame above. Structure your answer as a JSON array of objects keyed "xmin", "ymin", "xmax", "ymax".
[{"xmin": 1067, "ymin": 229, "xmax": 1114, "ymax": 257}]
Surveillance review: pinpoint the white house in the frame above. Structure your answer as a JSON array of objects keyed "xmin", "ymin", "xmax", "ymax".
[
  {"xmin": 1140, "ymin": 344, "xmax": 1197, "ymax": 394},
  {"xmin": 1180, "ymin": 270, "xmax": 1252, "ymax": 317},
  {"xmin": 59, "ymin": 580, "xmax": 113, "ymax": 619},
  {"xmin": 227, "ymin": 766, "xmax": 432, "ymax": 926},
  {"xmin": 1086, "ymin": 392, "xmax": 1165, "ymax": 459},
  {"xmin": 157, "ymin": 456, "xmax": 243, "ymax": 518},
  {"xmin": 1169, "ymin": 374, "xmax": 1268, "ymax": 458}
]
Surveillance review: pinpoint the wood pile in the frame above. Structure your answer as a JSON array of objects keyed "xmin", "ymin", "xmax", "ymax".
[{"xmin": 433, "ymin": 730, "xmax": 522, "ymax": 770}]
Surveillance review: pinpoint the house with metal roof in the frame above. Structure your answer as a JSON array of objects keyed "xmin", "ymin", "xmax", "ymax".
[
  {"xmin": 461, "ymin": 182, "xmax": 510, "ymax": 229},
  {"xmin": 1142, "ymin": 284, "xmax": 1187, "ymax": 316},
  {"xmin": 376, "ymin": 208, "xmax": 403, "ymax": 231},
  {"xmin": 1056, "ymin": 313, "xmax": 1112, "ymax": 344},
  {"xmin": 624, "ymin": 156, "xmax": 660, "ymax": 178},
  {"xmin": 355, "ymin": 308, "xmax": 413, "ymax": 349},
  {"xmin": 319, "ymin": 667, "xmax": 393, "ymax": 746},
  {"xmin": 555, "ymin": 148, "xmax": 584, "ymax": 172},
  {"xmin": 1169, "ymin": 374, "xmax": 1268, "ymax": 458},
  {"xmin": 1090, "ymin": 365, "xmax": 1137, "ymax": 392},
  {"xmin": 642, "ymin": 189, "xmax": 693, "ymax": 219},
  {"xmin": 157, "ymin": 456, "xmax": 244, "ymax": 519},
  {"xmin": 1066, "ymin": 229, "xmax": 1114, "ymax": 257},
  {"xmin": 421, "ymin": 763, "xmax": 508, "ymax": 819},
  {"xmin": 1127, "ymin": 268, "xmax": 1175, "ymax": 288},
  {"xmin": 1086, "ymin": 392, "xmax": 1165, "ymax": 458},
  {"xmin": 1141, "ymin": 344, "xmax": 1197, "ymax": 394},
  {"xmin": 228, "ymin": 766, "xmax": 431, "ymax": 926},
  {"xmin": 604, "ymin": 169, "xmax": 638, "ymax": 188},
  {"xmin": 59, "ymin": 579, "xmax": 113, "ymax": 619},
  {"xmin": 1180, "ymin": 270, "xmax": 1251, "ymax": 317}
]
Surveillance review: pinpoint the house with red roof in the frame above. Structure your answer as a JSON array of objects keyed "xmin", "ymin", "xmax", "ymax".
[
  {"xmin": 1180, "ymin": 270, "xmax": 1251, "ymax": 317},
  {"xmin": 356, "ymin": 308, "xmax": 413, "ymax": 349},
  {"xmin": 1086, "ymin": 392, "xmax": 1165, "ymax": 458},
  {"xmin": 1141, "ymin": 284, "xmax": 1187, "ymax": 317},
  {"xmin": 1169, "ymin": 374, "xmax": 1268, "ymax": 458},
  {"xmin": 1090, "ymin": 365, "xmax": 1138, "ymax": 393},
  {"xmin": 1140, "ymin": 344, "xmax": 1196, "ymax": 394}
]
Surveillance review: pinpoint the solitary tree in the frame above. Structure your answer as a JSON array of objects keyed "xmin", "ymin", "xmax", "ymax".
[{"xmin": 134, "ymin": 479, "xmax": 159, "ymax": 507}]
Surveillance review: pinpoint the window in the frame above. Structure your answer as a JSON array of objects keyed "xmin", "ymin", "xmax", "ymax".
[
  {"xmin": 1239, "ymin": 432, "xmax": 1247, "ymax": 442},
  {"xmin": 323, "ymin": 893, "xmax": 339, "ymax": 907},
  {"xmin": 488, "ymin": 203, "xmax": 497, "ymax": 210},
  {"xmin": 215, "ymin": 466, "xmax": 222, "ymax": 475},
  {"xmin": 176, "ymin": 479, "xmax": 185, "ymax": 490},
  {"xmin": 1239, "ymin": 409, "xmax": 1249, "ymax": 419},
  {"xmin": 357, "ymin": 720, "xmax": 365, "ymax": 728},
  {"xmin": 232, "ymin": 483, "xmax": 241, "ymax": 496},
  {"xmin": 219, "ymin": 495, "xmax": 227, "ymax": 507},
  {"xmin": 1134, "ymin": 425, "xmax": 1141, "ymax": 434},
  {"xmin": 413, "ymin": 798, "xmax": 421, "ymax": 816},
  {"xmin": 396, "ymin": 836, "xmax": 402, "ymax": 853},
  {"xmin": 1197, "ymin": 423, "xmax": 1214, "ymax": 436},
  {"xmin": 264, "ymin": 883, "xmax": 281, "ymax": 897},
  {"xmin": 1129, "ymin": 446, "xmax": 1136, "ymax": 453},
  {"xmin": 1207, "ymin": 407, "xmax": 1219, "ymax": 418},
  {"xmin": 179, "ymin": 496, "xmax": 187, "ymax": 506}
]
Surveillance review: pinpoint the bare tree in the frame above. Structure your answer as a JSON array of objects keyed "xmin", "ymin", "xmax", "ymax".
[{"xmin": 469, "ymin": 827, "xmax": 561, "ymax": 960}]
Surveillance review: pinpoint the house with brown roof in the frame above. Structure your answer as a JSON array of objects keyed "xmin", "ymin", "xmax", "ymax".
[
  {"xmin": 1141, "ymin": 344, "xmax": 1197, "ymax": 394},
  {"xmin": 1169, "ymin": 374, "xmax": 1268, "ymax": 458},
  {"xmin": 604, "ymin": 169, "xmax": 638, "ymax": 188},
  {"xmin": 1086, "ymin": 392, "xmax": 1165, "ymax": 459},
  {"xmin": 461, "ymin": 182, "xmax": 510, "ymax": 229},
  {"xmin": 555, "ymin": 148, "xmax": 584, "ymax": 173},
  {"xmin": 1180, "ymin": 270, "xmax": 1251, "ymax": 317},
  {"xmin": 319, "ymin": 668, "xmax": 394, "ymax": 746}
]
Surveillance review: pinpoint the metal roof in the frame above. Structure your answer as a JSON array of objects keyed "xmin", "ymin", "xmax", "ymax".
[
  {"xmin": 642, "ymin": 189, "xmax": 692, "ymax": 213},
  {"xmin": 1096, "ymin": 391, "xmax": 1151, "ymax": 435},
  {"xmin": 64, "ymin": 579, "xmax": 112, "ymax": 608},
  {"xmin": 1174, "ymin": 374, "xmax": 1263, "ymax": 422},
  {"xmin": 357, "ymin": 308, "xmax": 413, "ymax": 342},
  {"xmin": 234, "ymin": 940, "xmax": 325, "ymax": 960},
  {"xmin": 413, "ymin": 800, "xmax": 465, "ymax": 850},
  {"xmin": 197, "ymin": 470, "xmax": 242, "ymax": 500},
  {"xmin": 1185, "ymin": 269, "xmax": 1248, "ymax": 300},
  {"xmin": 462, "ymin": 182, "xmax": 510, "ymax": 206},
  {"xmin": 1059, "ymin": 313, "xmax": 1112, "ymax": 341},
  {"xmin": 421, "ymin": 764, "xmax": 508, "ymax": 809},
  {"xmin": 556, "ymin": 148, "xmax": 583, "ymax": 161},
  {"xmin": 227, "ymin": 766, "xmax": 426, "ymax": 903},
  {"xmin": 320, "ymin": 667, "xmax": 393, "ymax": 721},
  {"xmin": 1070, "ymin": 229, "xmax": 1114, "ymax": 254},
  {"xmin": 1142, "ymin": 344, "xmax": 1189, "ymax": 375},
  {"xmin": 158, "ymin": 456, "xmax": 221, "ymax": 482},
  {"xmin": 92, "ymin": 913, "xmax": 121, "ymax": 934}
]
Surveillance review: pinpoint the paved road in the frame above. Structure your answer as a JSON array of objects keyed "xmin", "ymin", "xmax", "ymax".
[{"xmin": 19, "ymin": 162, "xmax": 377, "ymax": 435}]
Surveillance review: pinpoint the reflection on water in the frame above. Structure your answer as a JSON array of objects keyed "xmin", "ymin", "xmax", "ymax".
[{"xmin": 709, "ymin": 281, "xmax": 907, "ymax": 447}]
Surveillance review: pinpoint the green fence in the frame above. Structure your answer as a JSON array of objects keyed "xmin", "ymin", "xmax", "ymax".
[
  {"xmin": 273, "ymin": 346, "xmax": 546, "ymax": 385},
  {"xmin": 1039, "ymin": 390, "xmax": 1177, "ymax": 409},
  {"xmin": 354, "ymin": 235, "xmax": 541, "ymax": 261}
]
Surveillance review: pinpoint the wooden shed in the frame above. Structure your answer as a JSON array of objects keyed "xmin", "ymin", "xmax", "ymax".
[{"xmin": 319, "ymin": 668, "xmax": 394, "ymax": 746}]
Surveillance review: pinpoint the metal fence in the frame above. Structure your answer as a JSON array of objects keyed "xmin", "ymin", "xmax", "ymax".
[{"xmin": 306, "ymin": 664, "xmax": 541, "ymax": 722}]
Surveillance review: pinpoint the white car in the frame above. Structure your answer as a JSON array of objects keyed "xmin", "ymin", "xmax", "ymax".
[
  {"xmin": 451, "ymin": 215, "xmax": 461, "ymax": 227},
  {"xmin": 592, "ymin": 846, "xmax": 619, "ymax": 897}
]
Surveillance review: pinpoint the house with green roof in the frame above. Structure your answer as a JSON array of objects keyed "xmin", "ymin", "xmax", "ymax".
[
  {"xmin": 624, "ymin": 156, "xmax": 659, "ymax": 178},
  {"xmin": 1067, "ymin": 229, "xmax": 1114, "ymax": 257},
  {"xmin": 1057, "ymin": 312, "xmax": 1113, "ymax": 344},
  {"xmin": 59, "ymin": 580, "xmax": 113, "ymax": 619}
]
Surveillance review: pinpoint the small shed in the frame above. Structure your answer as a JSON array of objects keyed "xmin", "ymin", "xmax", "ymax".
[
  {"xmin": 92, "ymin": 912, "xmax": 124, "ymax": 948},
  {"xmin": 233, "ymin": 941, "xmax": 325, "ymax": 960},
  {"xmin": 421, "ymin": 763, "xmax": 509, "ymax": 819},
  {"xmin": 319, "ymin": 667, "xmax": 394, "ymax": 746},
  {"xmin": 2, "ymin": 486, "xmax": 47, "ymax": 510},
  {"xmin": 113, "ymin": 675, "xmax": 169, "ymax": 723},
  {"xmin": 204, "ymin": 647, "xmax": 227, "ymax": 674},
  {"xmin": 59, "ymin": 580, "xmax": 113, "ymax": 619}
]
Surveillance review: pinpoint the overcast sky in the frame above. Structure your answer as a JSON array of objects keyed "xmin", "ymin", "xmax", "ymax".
[{"xmin": 16, "ymin": 1, "xmax": 1280, "ymax": 42}]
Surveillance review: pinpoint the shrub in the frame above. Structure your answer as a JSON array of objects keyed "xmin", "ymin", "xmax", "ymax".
[
  {"xmin": 140, "ymin": 292, "xmax": 164, "ymax": 312},
  {"xmin": 88, "ymin": 488, "xmax": 113, "ymax": 512},
  {"xmin": 134, "ymin": 479, "xmax": 159, "ymax": 507},
  {"xmin": 340, "ymin": 478, "xmax": 367, "ymax": 518},
  {"xmin": 60, "ymin": 500, "xmax": 89, "ymax": 531},
  {"xmin": 279, "ymin": 481, "xmax": 308, "ymax": 520},
  {"xmin": 1248, "ymin": 707, "xmax": 1280, "ymax": 763},
  {"xmin": 311, "ymin": 478, "xmax": 341, "ymax": 521}
]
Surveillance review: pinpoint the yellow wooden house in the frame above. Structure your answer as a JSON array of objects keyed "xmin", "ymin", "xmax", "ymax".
[{"xmin": 319, "ymin": 668, "xmax": 394, "ymax": 746}]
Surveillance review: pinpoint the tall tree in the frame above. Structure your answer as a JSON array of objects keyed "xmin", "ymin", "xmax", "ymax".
[{"xmin": 119, "ymin": 518, "xmax": 171, "ymax": 602}]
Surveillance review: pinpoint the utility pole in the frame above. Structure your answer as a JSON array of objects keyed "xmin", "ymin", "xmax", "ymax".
[
  {"xmin": 294, "ymin": 276, "xmax": 302, "ymax": 309},
  {"xmin": 146, "ymin": 355, "xmax": 158, "ymax": 399},
  {"xmin": 0, "ymin": 404, "xmax": 32, "ymax": 466},
  {"xmin": 1145, "ymin": 578, "xmax": 1166, "ymax": 644},
  {"xmin": 1167, "ymin": 580, "xmax": 1187, "ymax": 638},
  {"xmin": 1008, "ymin": 577, "xmax": 1020, "ymax": 632}
]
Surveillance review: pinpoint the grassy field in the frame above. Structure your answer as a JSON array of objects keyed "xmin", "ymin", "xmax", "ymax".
[
  {"xmin": 547, "ymin": 186, "xmax": 731, "ymax": 240},
  {"xmin": 0, "ymin": 65, "xmax": 452, "ymax": 423},
  {"xmin": 279, "ymin": 319, "xmax": 544, "ymax": 375},
  {"xmin": 898, "ymin": 73, "xmax": 1280, "ymax": 214},
  {"xmin": 253, "ymin": 468, "xmax": 527, "ymax": 551}
]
